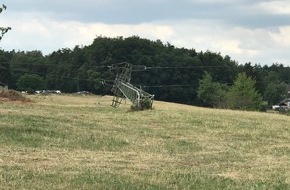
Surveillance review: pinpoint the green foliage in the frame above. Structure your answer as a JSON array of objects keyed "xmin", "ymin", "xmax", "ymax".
[
  {"xmin": 227, "ymin": 73, "xmax": 263, "ymax": 110},
  {"xmin": 0, "ymin": 50, "xmax": 13, "ymax": 85},
  {"xmin": 197, "ymin": 72, "xmax": 271, "ymax": 111},
  {"xmin": 259, "ymin": 101, "xmax": 268, "ymax": 112},
  {"xmin": 197, "ymin": 72, "xmax": 228, "ymax": 108},
  {"xmin": 0, "ymin": 4, "xmax": 11, "ymax": 41},
  {"xmin": 17, "ymin": 74, "xmax": 45, "ymax": 92},
  {"xmin": 240, "ymin": 62, "xmax": 265, "ymax": 93},
  {"xmin": 87, "ymin": 69, "xmax": 101, "ymax": 93},
  {"xmin": 262, "ymin": 71, "xmax": 288, "ymax": 106},
  {"xmin": 0, "ymin": 4, "xmax": 7, "ymax": 13},
  {"xmin": 0, "ymin": 36, "xmax": 290, "ymax": 108},
  {"xmin": 264, "ymin": 82, "xmax": 287, "ymax": 106}
]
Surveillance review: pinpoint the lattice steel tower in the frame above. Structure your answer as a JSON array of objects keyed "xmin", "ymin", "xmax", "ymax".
[{"xmin": 111, "ymin": 63, "xmax": 154, "ymax": 109}]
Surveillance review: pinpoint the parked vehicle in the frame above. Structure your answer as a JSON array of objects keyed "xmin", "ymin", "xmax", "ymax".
[{"xmin": 272, "ymin": 98, "xmax": 290, "ymax": 111}]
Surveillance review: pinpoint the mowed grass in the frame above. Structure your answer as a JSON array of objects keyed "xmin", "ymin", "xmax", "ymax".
[{"xmin": 1, "ymin": 94, "xmax": 290, "ymax": 189}]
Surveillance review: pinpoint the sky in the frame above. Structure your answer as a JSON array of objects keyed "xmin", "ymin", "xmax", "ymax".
[{"xmin": 1, "ymin": 0, "xmax": 290, "ymax": 66}]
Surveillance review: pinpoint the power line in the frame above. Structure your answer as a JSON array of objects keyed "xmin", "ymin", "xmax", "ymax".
[
  {"xmin": 0, "ymin": 66, "xmax": 115, "ymax": 85},
  {"xmin": 1, "ymin": 61, "xmax": 234, "ymax": 70},
  {"xmin": 2, "ymin": 62, "xmax": 290, "ymax": 89},
  {"xmin": 0, "ymin": 62, "xmax": 112, "ymax": 69},
  {"xmin": 140, "ymin": 84, "xmax": 199, "ymax": 88},
  {"xmin": 135, "ymin": 65, "xmax": 229, "ymax": 70},
  {"xmin": 2, "ymin": 65, "xmax": 290, "ymax": 85}
]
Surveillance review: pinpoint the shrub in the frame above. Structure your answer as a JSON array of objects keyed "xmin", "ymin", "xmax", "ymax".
[
  {"xmin": 130, "ymin": 98, "xmax": 153, "ymax": 111},
  {"xmin": 0, "ymin": 90, "xmax": 31, "ymax": 102}
]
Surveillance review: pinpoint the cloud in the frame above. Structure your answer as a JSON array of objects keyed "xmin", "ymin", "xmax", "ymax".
[
  {"xmin": 1, "ymin": 0, "xmax": 290, "ymax": 66},
  {"xmin": 1, "ymin": 16, "xmax": 175, "ymax": 54},
  {"xmin": 4, "ymin": 0, "xmax": 290, "ymax": 28},
  {"xmin": 2, "ymin": 14, "xmax": 290, "ymax": 66},
  {"xmin": 269, "ymin": 26, "xmax": 290, "ymax": 48},
  {"xmin": 258, "ymin": 0, "xmax": 290, "ymax": 15},
  {"xmin": 160, "ymin": 19, "xmax": 290, "ymax": 65}
]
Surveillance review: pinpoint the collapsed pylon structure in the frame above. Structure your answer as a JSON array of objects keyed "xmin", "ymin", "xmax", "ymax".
[{"xmin": 111, "ymin": 63, "xmax": 154, "ymax": 109}]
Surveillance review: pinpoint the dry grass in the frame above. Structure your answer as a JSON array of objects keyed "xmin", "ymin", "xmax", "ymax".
[
  {"xmin": 1, "ymin": 94, "xmax": 290, "ymax": 189},
  {"xmin": 0, "ymin": 90, "xmax": 31, "ymax": 102}
]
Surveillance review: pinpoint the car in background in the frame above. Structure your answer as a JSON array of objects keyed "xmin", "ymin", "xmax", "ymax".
[
  {"xmin": 272, "ymin": 98, "xmax": 290, "ymax": 111},
  {"xmin": 75, "ymin": 91, "xmax": 91, "ymax": 95}
]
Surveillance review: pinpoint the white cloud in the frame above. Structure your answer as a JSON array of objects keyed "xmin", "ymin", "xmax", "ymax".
[
  {"xmin": 1, "ymin": 0, "xmax": 290, "ymax": 66},
  {"xmin": 159, "ymin": 19, "xmax": 290, "ymax": 65},
  {"xmin": 258, "ymin": 0, "xmax": 290, "ymax": 15},
  {"xmin": 269, "ymin": 26, "xmax": 290, "ymax": 47},
  {"xmin": 0, "ymin": 17, "xmax": 175, "ymax": 54},
  {"xmin": 190, "ymin": 0, "xmax": 242, "ymax": 4}
]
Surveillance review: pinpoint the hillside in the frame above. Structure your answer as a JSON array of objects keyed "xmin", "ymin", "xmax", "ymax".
[
  {"xmin": 1, "ymin": 94, "xmax": 290, "ymax": 189},
  {"xmin": 1, "ymin": 36, "xmax": 290, "ymax": 107}
]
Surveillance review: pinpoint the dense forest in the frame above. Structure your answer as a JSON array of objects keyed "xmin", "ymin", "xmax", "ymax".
[{"xmin": 1, "ymin": 36, "xmax": 290, "ymax": 108}]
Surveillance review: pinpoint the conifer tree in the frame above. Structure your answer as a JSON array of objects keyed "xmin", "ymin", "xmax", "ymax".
[{"xmin": 227, "ymin": 73, "xmax": 263, "ymax": 110}]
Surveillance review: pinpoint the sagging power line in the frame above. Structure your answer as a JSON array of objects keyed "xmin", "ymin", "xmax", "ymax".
[{"xmin": 2, "ymin": 61, "xmax": 289, "ymax": 91}]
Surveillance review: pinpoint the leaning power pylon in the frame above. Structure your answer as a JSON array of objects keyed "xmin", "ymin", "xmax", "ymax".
[{"xmin": 111, "ymin": 63, "xmax": 154, "ymax": 109}]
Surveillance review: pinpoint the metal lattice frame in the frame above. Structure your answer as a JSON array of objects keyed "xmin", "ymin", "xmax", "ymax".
[
  {"xmin": 111, "ymin": 63, "xmax": 154, "ymax": 109},
  {"xmin": 111, "ymin": 63, "xmax": 132, "ymax": 107}
]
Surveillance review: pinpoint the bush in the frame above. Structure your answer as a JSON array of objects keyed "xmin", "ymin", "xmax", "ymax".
[
  {"xmin": 17, "ymin": 74, "xmax": 45, "ymax": 92},
  {"xmin": 130, "ymin": 98, "xmax": 153, "ymax": 111},
  {"xmin": 0, "ymin": 90, "xmax": 31, "ymax": 102},
  {"xmin": 259, "ymin": 101, "xmax": 268, "ymax": 112}
]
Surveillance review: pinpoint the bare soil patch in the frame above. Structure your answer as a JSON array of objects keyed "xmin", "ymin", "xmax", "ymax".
[{"xmin": 0, "ymin": 90, "xmax": 31, "ymax": 102}]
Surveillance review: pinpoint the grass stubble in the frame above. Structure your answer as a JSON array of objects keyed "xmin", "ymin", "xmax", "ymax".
[{"xmin": 1, "ymin": 94, "xmax": 290, "ymax": 189}]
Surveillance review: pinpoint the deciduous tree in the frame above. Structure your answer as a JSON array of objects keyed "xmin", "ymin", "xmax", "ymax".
[
  {"xmin": 264, "ymin": 82, "xmax": 287, "ymax": 106},
  {"xmin": 0, "ymin": 4, "xmax": 11, "ymax": 41},
  {"xmin": 17, "ymin": 74, "xmax": 45, "ymax": 92}
]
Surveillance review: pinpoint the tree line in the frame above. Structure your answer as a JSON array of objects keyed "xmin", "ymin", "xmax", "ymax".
[{"xmin": 1, "ymin": 36, "xmax": 290, "ymax": 109}]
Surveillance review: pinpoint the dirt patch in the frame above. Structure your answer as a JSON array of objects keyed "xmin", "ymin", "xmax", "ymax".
[{"xmin": 0, "ymin": 90, "xmax": 31, "ymax": 102}]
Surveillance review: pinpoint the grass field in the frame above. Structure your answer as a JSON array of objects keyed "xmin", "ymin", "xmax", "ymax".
[{"xmin": 1, "ymin": 94, "xmax": 290, "ymax": 189}]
